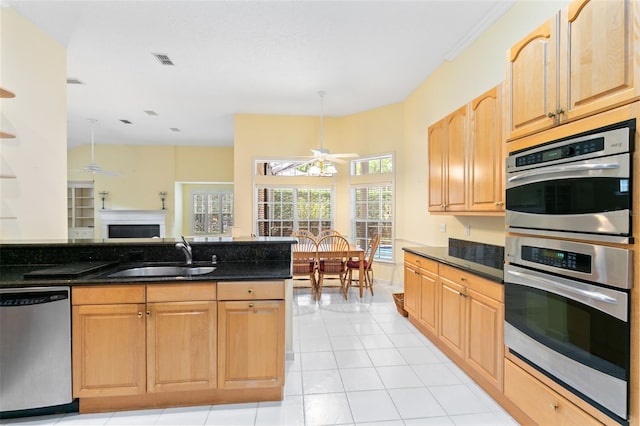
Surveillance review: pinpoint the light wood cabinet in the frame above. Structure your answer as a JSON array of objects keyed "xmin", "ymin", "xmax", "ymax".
[
  {"xmin": 72, "ymin": 283, "xmax": 217, "ymax": 398},
  {"xmin": 403, "ymin": 253, "xmax": 439, "ymax": 335},
  {"xmin": 468, "ymin": 86, "xmax": 504, "ymax": 212},
  {"xmin": 505, "ymin": 359, "xmax": 601, "ymax": 425},
  {"xmin": 146, "ymin": 300, "xmax": 217, "ymax": 393},
  {"xmin": 72, "ymin": 286, "xmax": 146, "ymax": 398},
  {"xmin": 507, "ymin": 0, "xmax": 640, "ymax": 140},
  {"xmin": 438, "ymin": 277, "xmax": 466, "ymax": 359},
  {"xmin": 428, "ymin": 85, "xmax": 504, "ymax": 214},
  {"xmin": 217, "ymin": 281, "xmax": 285, "ymax": 390},
  {"xmin": 428, "ymin": 106, "xmax": 467, "ymax": 213}
]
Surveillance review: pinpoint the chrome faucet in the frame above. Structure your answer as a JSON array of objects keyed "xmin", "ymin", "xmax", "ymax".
[{"xmin": 175, "ymin": 236, "xmax": 192, "ymax": 265}]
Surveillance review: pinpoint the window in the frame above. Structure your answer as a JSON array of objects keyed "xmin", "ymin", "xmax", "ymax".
[
  {"xmin": 191, "ymin": 191, "xmax": 234, "ymax": 235},
  {"xmin": 351, "ymin": 154, "xmax": 394, "ymax": 262},
  {"xmin": 256, "ymin": 160, "xmax": 337, "ymax": 177},
  {"xmin": 256, "ymin": 186, "xmax": 334, "ymax": 236}
]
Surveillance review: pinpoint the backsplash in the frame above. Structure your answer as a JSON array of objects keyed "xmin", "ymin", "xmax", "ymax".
[{"xmin": 448, "ymin": 238, "xmax": 504, "ymax": 270}]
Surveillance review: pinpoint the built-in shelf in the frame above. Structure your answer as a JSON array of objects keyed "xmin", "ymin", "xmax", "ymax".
[
  {"xmin": 0, "ymin": 216, "xmax": 17, "ymax": 220},
  {"xmin": 1, "ymin": 87, "xmax": 16, "ymax": 138},
  {"xmin": 0, "ymin": 88, "xmax": 15, "ymax": 98},
  {"xmin": 0, "ymin": 174, "xmax": 17, "ymax": 179}
]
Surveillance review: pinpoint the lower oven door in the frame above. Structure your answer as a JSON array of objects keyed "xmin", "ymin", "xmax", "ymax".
[{"xmin": 504, "ymin": 264, "xmax": 629, "ymax": 420}]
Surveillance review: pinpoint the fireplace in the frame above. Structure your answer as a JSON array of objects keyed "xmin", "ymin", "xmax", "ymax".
[{"xmin": 98, "ymin": 210, "xmax": 167, "ymax": 238}]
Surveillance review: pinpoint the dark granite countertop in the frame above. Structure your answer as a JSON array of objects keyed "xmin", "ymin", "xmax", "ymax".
[
  {"xmin": 0, "ymin": 237, "xmax": 295, "ymax": 288},
  {"xmin": 403, "ymin": 245, "xmax": 504, "ymax": 283}
]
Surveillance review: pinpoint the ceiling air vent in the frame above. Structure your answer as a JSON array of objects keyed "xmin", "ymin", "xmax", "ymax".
[
  {"xmin": 144, "ymin": 110, "xmax": 158, "ymax": 116},
  {"xmin": 120, "ymin": 119, "xmax": 132, "ymax": 124},
  {"xmin": 66, "ymin": 78, "xmax": 84, "ymax": 85},
  {"xmin": 153, "ymin": 53, "xmax": 174, "ymax": 66},
  {"xmin": 170, "ymin": 128, "xmax": 181, "ymax": 132}
]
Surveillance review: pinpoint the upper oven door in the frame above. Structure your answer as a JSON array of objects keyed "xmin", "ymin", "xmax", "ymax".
[{"xmin": 505, "ymin": 152, "xmax": 631, "ymax": 237}]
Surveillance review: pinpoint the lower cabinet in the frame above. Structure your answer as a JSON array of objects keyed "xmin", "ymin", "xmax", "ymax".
[
  {"xmin": 72, "ymin": 283, "xmax": 218, "ymax": 398},
  {"xmin": 403, "ymin": 253, "xmax": 504, "ymax": 393},
  {"xmin": 504, "ymin": 359, "xmax": 601, "ymax": 425},
  {"xmin": 217, "ymin": 281, "xmax": 285, "ymax": 390}
]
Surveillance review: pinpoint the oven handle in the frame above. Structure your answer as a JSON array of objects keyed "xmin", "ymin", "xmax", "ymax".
[
  {"xmin": 506, "ymin": 269, "xmax": 618, "ymax": 304},
  {"xmin": 507, "ymin": 162, "xmax": 620, "ymax": 183}
]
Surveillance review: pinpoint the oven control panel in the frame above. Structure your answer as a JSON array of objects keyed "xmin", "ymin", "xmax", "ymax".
[
  {"xmin": 514, "ymin": 138, "xmax": 605, "ymax": 167},
  {"xmin": 521, "ymin": 246, "xmax": 591, "ymax": 273}
]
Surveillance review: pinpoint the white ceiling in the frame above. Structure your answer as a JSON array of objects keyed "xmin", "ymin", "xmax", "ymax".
[{"xmin": 5, "ymin": 0, "xmax": 516, "ymax": 149}]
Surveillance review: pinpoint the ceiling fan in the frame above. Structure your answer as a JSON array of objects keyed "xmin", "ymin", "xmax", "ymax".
[
  {"xmin": 74, "ymin": 119, "xmax": 118, "ymax": 176},
  {"xmin": 304, "ymin": 91, "xmax": 358, "ymax": 174}
]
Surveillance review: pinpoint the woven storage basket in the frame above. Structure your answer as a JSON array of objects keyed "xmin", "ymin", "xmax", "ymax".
[{"xmin": 393, "ymin": 293, "xmax": 408, "ymax": 317}]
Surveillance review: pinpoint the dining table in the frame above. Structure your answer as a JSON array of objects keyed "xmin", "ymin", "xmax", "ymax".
[{"xmin": 292, "ymin": 243, "xmax": 365, "ymax": 299}]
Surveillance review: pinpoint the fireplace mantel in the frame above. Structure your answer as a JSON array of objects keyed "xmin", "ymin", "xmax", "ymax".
[{"xmin": 98, "ymin": 210, "xmax": 167, "ymax": 238}]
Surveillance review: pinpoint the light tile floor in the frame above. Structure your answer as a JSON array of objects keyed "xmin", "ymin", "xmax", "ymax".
[{"xmin": 1, "ymin": 283, "xmax": 519, "ymax": 426}]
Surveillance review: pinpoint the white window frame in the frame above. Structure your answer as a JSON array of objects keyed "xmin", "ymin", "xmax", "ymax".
[
  {"xmin": 189, "ymin": 189, "xmax": 234, "ymax": 236},
  {"xmin": 350, "ymin": 153, "xmax": 395, "ymax": 263}
]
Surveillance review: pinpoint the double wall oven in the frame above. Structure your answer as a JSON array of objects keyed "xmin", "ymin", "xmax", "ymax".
[{"xmin": 504, "ymin": 119, "xmax": 635, "ymax": 423}]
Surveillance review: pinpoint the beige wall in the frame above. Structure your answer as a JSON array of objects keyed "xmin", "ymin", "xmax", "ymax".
[
  {"xmin": 68, "ymin": 144, "xmax": 233, "ymax": 237},
  {"xmin": 0, "ymin": 8, "xmax": 67, "ymax": 240}
]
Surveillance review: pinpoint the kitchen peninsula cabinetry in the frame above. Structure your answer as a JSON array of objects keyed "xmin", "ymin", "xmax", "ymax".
[
  {"xmin": 427, "ymin": 85, "xmax": 504, "ymax": 214},
  {"xmin": 217, "ymin": 281, "xmax": 285, "ymax": 390},
  {"xmin": 403, "ymin": 252, "xmax": 504, "ymax": 393},
  {"xmin": 507, "ymin": 0, "xmax": 640, "ymax": 140},
  {"xmin": 72, "ymin": 283, "xmax": 217, "ymax": 398}
]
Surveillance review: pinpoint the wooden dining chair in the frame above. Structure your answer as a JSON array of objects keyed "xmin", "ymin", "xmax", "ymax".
[
  {"xmin": 291, "ymin": 235, "xmax": 319, "ymax": 299},
  {"xmin": 291, "ymin": 229, "xmax": 316, "ymax": 240},
  {"xmin": 315, "ymin": 234, "xmax": 350, "ymax": 300},
  {"xmin": 346, "ymin": 233, "xmax": 380, "ymax": 297},
  {"xmin": 317, "ymin": 229, "xmax": 340, "ymax": 238}
]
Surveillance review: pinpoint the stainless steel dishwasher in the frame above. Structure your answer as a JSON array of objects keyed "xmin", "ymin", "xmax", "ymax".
[{"xmin": 0, "ymin": 286, "xmax": 72, "ymax": 412}]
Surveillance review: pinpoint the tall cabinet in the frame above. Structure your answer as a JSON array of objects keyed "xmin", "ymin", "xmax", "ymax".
[{"xmin": 68, "ymin": 181, "xmax": 95, "ymax": 239}]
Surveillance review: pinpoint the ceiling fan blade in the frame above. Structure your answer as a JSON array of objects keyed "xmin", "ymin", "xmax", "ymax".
[{"xmin": 328, "ymin": 153, "xmax": 359, "ymax": 158}]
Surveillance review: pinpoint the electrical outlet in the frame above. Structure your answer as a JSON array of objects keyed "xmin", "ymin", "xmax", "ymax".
[
  {"xmin": 440, "ymin": 223, "xmax": 446, "ymax": 233},
  {"xmin": 464, "ymin": 224, "xmax": 470, "ymax": 236}
]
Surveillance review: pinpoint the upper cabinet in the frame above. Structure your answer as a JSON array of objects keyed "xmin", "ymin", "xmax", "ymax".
[
  {"xmin": 506, "ymin": 0, "xmax": 640, "ymax": 141},
  {"xmin": 428, "ymin": 85, "xmax": 504, "ymax": 215}
]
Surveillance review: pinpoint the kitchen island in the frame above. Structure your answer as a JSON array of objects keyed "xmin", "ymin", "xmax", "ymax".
[{"xmin": 0, "ymin": 237, "xmax": 296, "ymax": 415}]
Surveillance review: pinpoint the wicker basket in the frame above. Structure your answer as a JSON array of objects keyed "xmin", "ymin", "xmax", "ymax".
[{"xmin": 393, "ymin": 293, "xmax": 408, "ymax": 317}]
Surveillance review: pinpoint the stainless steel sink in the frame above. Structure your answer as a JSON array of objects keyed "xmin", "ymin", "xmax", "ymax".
[{"xmin": 108, "ymin": 265, "xmax": 215, "ymax": 278}]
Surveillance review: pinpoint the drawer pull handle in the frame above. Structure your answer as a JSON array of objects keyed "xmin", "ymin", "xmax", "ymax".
[
  {"xmin": 146, "ymin": 310, "xmax": 151, "ymax": 317},
  {"xmin": 550, "ymin": 403, "xmax": 558, "ymax": 411},
  {"xmin": 249, "ymin": 303, "xmax": 254, "ymax": 308},
  {"xmin": 248, "ymin": 289, "xmax": 254, "ymax": 294},
  {"xmin": 137, "ymin": 312, "xmax": 143, "ymax": 318}
]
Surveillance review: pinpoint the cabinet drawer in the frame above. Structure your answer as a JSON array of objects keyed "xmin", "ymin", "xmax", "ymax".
[
  {"xmin": 147, "ymin": 283, "xmax": 216, "ymax": 302},
  {"xmin": 217, "ymin": 281, "xmax": 284, "ymax": 300},
  {"xmin": 72, "ymin": 285, "xmax": 145, "ymax": 305},
  {"xmin": 439, "ymin": 264, "xmax": 503, "ymax": 302},
  {"xmin": 404, "ymin": 252, "xmax": 438, "ymax": 274},
  {"xmin": 504, "ymin": 359, "xmax": 601, "ymax": 425}
]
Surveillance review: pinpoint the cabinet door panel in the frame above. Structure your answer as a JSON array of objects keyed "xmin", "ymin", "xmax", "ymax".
[
  {"xmin": 404, "ymin": 264, "xmax": 420, "ymax": 317},
  {"xmin": 445, "ymin": 107, "xmax": 467, "ymax": 211},
  {"xmin": 147, "ymin": 301, "xmax": 217, "ymax": 393},
  {"xmin": 507, "ymin": 17, "xmax": 558, "ymax": 139},
  {"xmin": 72, "ymin": 304, "xmax": 146, "ymax": 397},
  {"xmin": 439, "ymin": 279, "xmax": 466, "ymax": 359},
  {"xmin": 466, "ymin": 289, "xmax": 503, "ymax": 391},
  {"xmin": 561, "ymin": 0, "xmax": 640, "ymax": 121},
  {"xmin": 418, "ymin": 270, "xmax": 438, "ymax": 336},
  {"xmin": 218, "ymin": 300, "xmax": 284, "ymax": 389},
  {"xmin": 469, "ymin": 87, "xmax": 503, "ymax": 211},
  {"xmin": 428, "ymin": 119, "xmax": 446, "ymax": 211}
]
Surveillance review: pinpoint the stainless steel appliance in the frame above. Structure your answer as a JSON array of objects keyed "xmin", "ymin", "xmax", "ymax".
[
  {"xmin": 504, "ymin": 236, "xmax": 632, "ymax": 421},
  {"xmin": 505, "ymin": 119, "xmax": 634, "ymax": 243},
  {"xmin": 0, "ymin": 287, "xmax": 72, "ymax": 413}
]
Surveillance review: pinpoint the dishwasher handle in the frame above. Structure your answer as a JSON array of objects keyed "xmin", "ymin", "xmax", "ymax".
[{"xmin": 0, "ymin": 289, "xmax": 69, "ymax": 307}]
